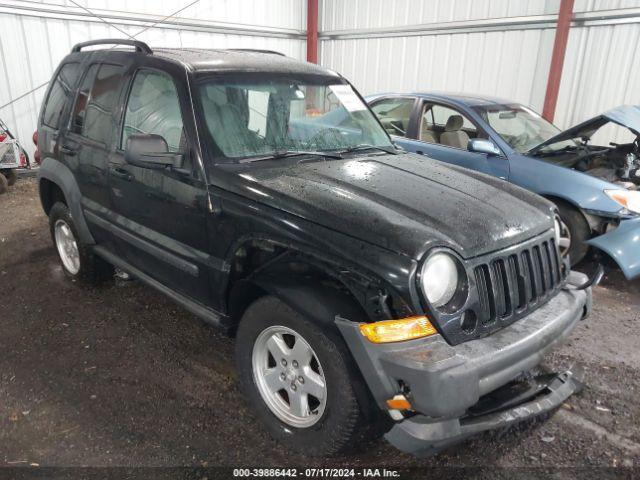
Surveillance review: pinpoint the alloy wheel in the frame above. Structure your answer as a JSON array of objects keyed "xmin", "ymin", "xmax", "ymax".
[
  {"xmin": 557, "ymin": 218, "xmax": 572, "ymax": 257},
  {"xmin": 252, "ymin": 325, "xmax": 327, "ymax": 428},
  {"xmin": 54, "ymin": 219, "xmax": 80, "ymax": 274}
]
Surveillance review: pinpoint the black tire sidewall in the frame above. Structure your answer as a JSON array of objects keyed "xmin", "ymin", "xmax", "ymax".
[
  {"xmin": 235, "ymin": 296, "xmax": 361, "ymax": 456},
  {"xmin": 556, "ymin": 202, "xmax": 590, "ymax": 266}
]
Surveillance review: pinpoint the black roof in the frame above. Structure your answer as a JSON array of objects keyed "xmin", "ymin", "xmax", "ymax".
[
  {"xmin": 69, "ymin": 39, "xmax": 338, "ymax": 77},
  {"xmin": 153, "ymin": 48, "xmax": 337, "ymax": 76}
]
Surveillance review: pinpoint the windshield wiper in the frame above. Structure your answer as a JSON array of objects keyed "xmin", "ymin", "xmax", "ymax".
[
  {"xmin": 338, "ymin": 144, "xmax": 398, "ymax": 155},
  {"xmin": 240, "ymin": 150, "xmax": 343, "ymax": 163}
]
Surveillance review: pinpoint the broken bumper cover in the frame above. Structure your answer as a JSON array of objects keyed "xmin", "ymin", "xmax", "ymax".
[
  {"xmin": 386, "ymin": 370, "xmax": 582, "ymax": 456},
  {"xmin": 335, "ymin": 272, "xmax": 591, "ymax": 455},
  {"xmin": 587, "ymin": 216, "xmax": 640, "ymax": 280}
]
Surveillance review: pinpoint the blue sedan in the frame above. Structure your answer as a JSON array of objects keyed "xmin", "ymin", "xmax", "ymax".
[{"xmin": 366, "ymin": 92, "xmax": 640, "ymax": 279}]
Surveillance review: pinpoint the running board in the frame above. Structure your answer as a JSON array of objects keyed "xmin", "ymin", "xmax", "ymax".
[{"xmin": 93, "ymin": 245, "xmax": 228, "ymax": 330}]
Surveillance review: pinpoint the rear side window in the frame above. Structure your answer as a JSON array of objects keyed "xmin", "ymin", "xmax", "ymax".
[
  {"xmin": 121, "ymin": 70, "xmax": 185, "ymax": 153},
  {"xmin": 42, "ymin": 63, "xmax": 81, "ymax": 128},
  {"xmin": 71, "ymin": 63, "xmax": 125, "ymax": 144}
]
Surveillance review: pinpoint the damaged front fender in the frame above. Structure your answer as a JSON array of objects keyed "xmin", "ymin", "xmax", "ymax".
[{"xmin": 587, "ymin": 217, "xmax": 640, "ymax": 279}]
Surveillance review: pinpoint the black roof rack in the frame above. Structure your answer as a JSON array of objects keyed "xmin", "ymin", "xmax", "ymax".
[
  {"xmin": 71, "ymin": 39, "xmax": 152, "ymax": 54},
  {"xmin": 227, "ymin": 48, "xmax": 285, "ymax": 56}
]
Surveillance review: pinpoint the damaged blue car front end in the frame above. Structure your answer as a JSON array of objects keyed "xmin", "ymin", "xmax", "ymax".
[
  {"xmin": 521, "ymin": 105, "xmax": 640, "ymax": 279},
  {"xmin": 368, "ymin": 93, "xmax": 640, "ymax": 279},
  {"xmin": 587, "ymin": 216, "xmax": 640, "ymax": 279}
]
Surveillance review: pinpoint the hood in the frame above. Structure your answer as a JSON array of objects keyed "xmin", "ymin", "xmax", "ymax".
[
  {"xmin": 528, "ymin": 105, "xmax": 640, "ymax": 154},
  {"xmin": 224, "ymin": 154, "xmax": 554, "ymax": 259}
]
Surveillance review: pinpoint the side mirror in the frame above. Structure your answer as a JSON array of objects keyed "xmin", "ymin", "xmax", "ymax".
[
  {"xmin": 468, "ymin": 138, "xmax": 502, "ymax": 156},
  {"xmin": 124, "ymin": 134, "xmax": 183, "ymax": 169}
]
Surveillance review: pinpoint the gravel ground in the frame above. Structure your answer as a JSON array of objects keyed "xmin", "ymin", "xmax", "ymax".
[{"xmin": 1, "ymin": 177, "xmax": 639, "ymax": 477}]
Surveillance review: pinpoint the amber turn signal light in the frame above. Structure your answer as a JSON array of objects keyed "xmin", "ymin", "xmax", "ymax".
[
  {"xmin": 359, "ymin": 316, "xmax": 437, "ymax": 343},
  {"xmin": 386, "ymin": 395, "xmax": 412, "ymax": 410}
]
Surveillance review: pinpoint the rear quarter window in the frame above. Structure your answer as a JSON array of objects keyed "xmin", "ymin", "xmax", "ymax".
[{"xmin": 42, "ymin": 63, "xmax": 81, "ymax": 128}]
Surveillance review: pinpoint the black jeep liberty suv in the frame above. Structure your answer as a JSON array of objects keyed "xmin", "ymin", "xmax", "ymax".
[{"xmin": 37, "ymin": 39, "xmax": 594, "ymax": 456}]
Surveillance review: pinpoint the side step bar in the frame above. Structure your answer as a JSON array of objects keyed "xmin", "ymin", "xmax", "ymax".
[{"xmin": 93, "ymin": 246, "xmax": 229, "ymax": 330}]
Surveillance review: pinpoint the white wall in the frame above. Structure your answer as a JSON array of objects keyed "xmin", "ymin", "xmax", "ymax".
[
  {"xmin": 3, "ymin": 0, "xmax": 640, "ymax": 160},
  {"xmin": 320, "ymin": 0, "xmax": 640, "ymax": 140},
  {"xmin": 0, "ymin": 0, "xmax": 307, "ymax": 160}
]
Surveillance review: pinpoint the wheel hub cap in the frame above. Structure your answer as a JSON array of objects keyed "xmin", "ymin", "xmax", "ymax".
[
  {"xmin": 252, "ymin": 325, "xmax": 327, "ymax": 428},
  {"xmin": 558, "ymin": 219, "xmax": 572, "ymax": 256},
  {"xmin": 54, "ymin": 219, "xmax": 80, "ymax": 275}
]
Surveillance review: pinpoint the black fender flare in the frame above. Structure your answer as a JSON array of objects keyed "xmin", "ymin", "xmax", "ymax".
[
  {"xmin": 38, "ymin": 157, "xmax": 95, "ymax": 245},
  {"xmin": 249, "ymin": 271, "xmax": 367, "ymax": 329},
  {"xmin": 247, "ymin": 271, "xmax": 384, "ymax": 420}
]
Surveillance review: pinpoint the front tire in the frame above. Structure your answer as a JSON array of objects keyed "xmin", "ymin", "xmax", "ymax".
[
  {"xmin": 48, "ymin": 202, "xmax": 113, "ymax": 284},
  {"xmin": 235, "ymin": 295, "xmax": 366, "ymax": 456},
  {"xmin": 555, "ymin": 201, "xmax": 590, "ymax": 266}
]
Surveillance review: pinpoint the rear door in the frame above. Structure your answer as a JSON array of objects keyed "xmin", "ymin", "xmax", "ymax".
[
  {"xmin": 402, "ymin": 100, "xmax": 510, "ymax": 180},
  {"xmin": 63, "ymin": 61, "xmax": 126, "ymax": 244},
  {"xmin": 107, "ymin": 60, "xmax": 212, "ymax": 305}
]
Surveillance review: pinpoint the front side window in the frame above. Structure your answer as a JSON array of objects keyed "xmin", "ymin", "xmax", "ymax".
[
  {"xmin": 121, "ymin": 70, "xmax": 185, "ymax": 152},
  {"xmin": 370, "ymin": 97, "xmax": 414, "ymax": 137},
  {"xmin": 42, "ymin": 63, "xmax": 81, "ymax": 128},
  {"xmin": 421, "ymin": 104, "xmax": 478, "ymax": 150},
  {"xmin": 196, "ymin": 74, "xmax": 393, "ymax": 160},
  {"xmin": 71, "ymin": 63, "xmax": 125, "ymax": 144},
  {"xmin": 473, "ymin": 104, "xmax": 575, "ymax": 153}
]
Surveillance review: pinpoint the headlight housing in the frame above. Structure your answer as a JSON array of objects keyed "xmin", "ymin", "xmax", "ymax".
[
  {"xmin": 605, "ymin": 189, "xmax": 640, "ymax": 214},
  {"xmin": 420, "ymin": 251, "xmax": 465, "ymax": 309}
]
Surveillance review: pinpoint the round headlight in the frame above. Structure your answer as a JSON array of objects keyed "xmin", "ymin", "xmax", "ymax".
[
  {"xmin": 421, "ymin": 252, "xmax": 459, "ymax": 308},
  {"xmin": 554, "ymin": 216, "xmax": 562, "ymax": 242}
]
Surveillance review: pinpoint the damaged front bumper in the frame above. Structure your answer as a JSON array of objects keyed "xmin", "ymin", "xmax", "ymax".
[
  {"xmin": 385, "ymin": 369, "xmax": 582, "ymax": 456},
  {"xmin": 587, "ymin": 216, "xmax": 640, "ymax": 279},
  {"xmin": 336, "ymin": 272, "xmax": 592, "ymax": 456}
]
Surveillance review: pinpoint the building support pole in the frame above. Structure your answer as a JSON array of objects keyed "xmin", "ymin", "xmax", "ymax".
[
  {"xmin": 542, "ymin": 0, "xmax": 575, "ymax": 122},
  {"xmin": 307, "ymin": 0, "xmax": 318, "ymax": 63}
]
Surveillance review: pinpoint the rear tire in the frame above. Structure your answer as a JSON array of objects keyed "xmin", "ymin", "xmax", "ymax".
[
  {"xmin": 48, "ymin": 202, "xmax": 113, "ymax": 284},
  {"xmin": 0, "ymin": 172, "xmax": 7, "ymax": 195},
  {"xmin": 555, "ymin": 201, "xmax": 590, "ymax": 266},
  {"xmin": 235, "ymin": 295, "xmax": 371, "ymax": 456}
]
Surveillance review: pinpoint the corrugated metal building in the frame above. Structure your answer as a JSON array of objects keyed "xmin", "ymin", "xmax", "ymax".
[
  {"xmin": 0, "ymin": 0, "xmax": 306, "ymax": 159},
  {"xmin": 319, "ymin": 0, "xmax": 640, "ymax": 141},
  {"xmin": 2, "ymin": 0, "xmax": 640, "ymax": 159}
]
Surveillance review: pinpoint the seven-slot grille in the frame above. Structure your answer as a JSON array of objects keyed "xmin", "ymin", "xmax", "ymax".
[{"xmin": 474, "ymin": 236, "xmax": 563, "ymax": 325}]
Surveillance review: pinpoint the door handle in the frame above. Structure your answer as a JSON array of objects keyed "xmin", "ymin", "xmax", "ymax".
[
  {"xmin": 416, "ymin": 150, "xmax": 424, "ymax": 155},
  {"xmin": 60, "ymin": 145, "xmax": 76, "ymax": 156},
  {"xmin": 111, "ymin": 166, "xmax": 133, "ymax": 181}
]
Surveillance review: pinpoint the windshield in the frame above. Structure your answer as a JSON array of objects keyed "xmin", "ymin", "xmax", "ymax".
[
  {"xmin": 196, "ymin": 74, "xmax": 393, "ymax": 160},
  {"xmin": 473, "ymin": 104, "xmax": 577, "ymax": 153}
]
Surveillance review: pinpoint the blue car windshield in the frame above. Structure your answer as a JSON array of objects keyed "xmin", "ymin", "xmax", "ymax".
[
  {"xmin": 195, "ymin": 74, "xmax": 392, "ymax": 160},
  {"xmin": 474, "ymin": 104, "xmax": 577, "ymax": 153}
]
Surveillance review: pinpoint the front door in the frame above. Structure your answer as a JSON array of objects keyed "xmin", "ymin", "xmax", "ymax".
[
  {"xmin": 108, "ymin": 65, "xmax": 212, "ymax": 305},
  {"xmin": 399, "ymin": 101, "xmax": 510, "ymax": 180}
]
